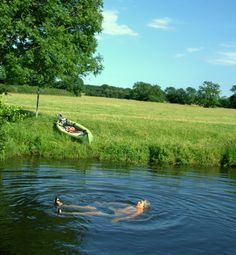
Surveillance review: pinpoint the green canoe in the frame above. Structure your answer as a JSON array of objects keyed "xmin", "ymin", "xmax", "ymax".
[{"xmin": 56, "ymin": 116, "xmax": 93, "ymax": 144}]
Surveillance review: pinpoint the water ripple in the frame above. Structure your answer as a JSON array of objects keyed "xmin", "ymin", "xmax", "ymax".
[{"xmin": 0, "ymin": 161, "xmax": 236, "ymax": 255}]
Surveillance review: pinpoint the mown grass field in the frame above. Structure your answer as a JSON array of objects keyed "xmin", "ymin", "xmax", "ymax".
[{"xmin": 2, "ymin": 93, "xmax": 236, "ymax": 166}]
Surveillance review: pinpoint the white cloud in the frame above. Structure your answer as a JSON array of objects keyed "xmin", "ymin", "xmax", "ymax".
[
  {"xmin": 102, "ymin": 10, "xmax": 138, "ymax": 36},
  {"xmin": 220, "ymin": 42, "xmax": 236, "ymax": 48},
  {"xmin": 174, "ymin": 53, "xmax": 186, "ymax": 58},
  {"xmin": 209, "ymin": 51, "xmax": 236, "ymax": 65},
  {"xmin": 147, "ymin": 17, "xmax": 172, "ymax": 30},
  {"xmin": 187, "ymin": 47, "xmax": 202, "ymax": 53},
  {"xmin": 175, "ymin": 47, "xmax": 202, "ymax": 58}
]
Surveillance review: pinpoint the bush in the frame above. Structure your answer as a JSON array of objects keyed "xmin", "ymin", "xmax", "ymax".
[
  {"xmin": 221, "ymin": 144, "xmax": 236, "ymax": 167},
  {"xmin": 149, "ymin": 144, "xmax": 192, "ymax": 165},
  {"xmin": 0, "ymin": 98, "xmax": 30, "ymax": 156},
  {"xmin": 0, "ymin": 119, "xmax": 7, "ymax": 155},
  {"xmin": 0, "ymin": 84, "xmax": 73, "ymax": 96},
  {"xmin": 0, "ymin": 101, "xmax": 27, "ymax": 122}
]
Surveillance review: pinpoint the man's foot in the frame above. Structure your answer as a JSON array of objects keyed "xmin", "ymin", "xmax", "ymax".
[{"xmin": 54, "ymin": 197, "xmax": 63, "ymax": 207}]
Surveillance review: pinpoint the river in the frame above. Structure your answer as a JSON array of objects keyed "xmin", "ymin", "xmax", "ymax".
[{"xmin": 0, "ymin": 159, "xmax": 236, "ymax": 255}]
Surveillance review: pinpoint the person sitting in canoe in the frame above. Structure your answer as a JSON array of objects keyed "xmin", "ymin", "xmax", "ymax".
[
  {"xmin": 58, "ymin": 114, "xmax": 78, "ymax": 133},
  {"xmin": 58, "ymin": 113, "xmax": 67, "ymax": 126},
  {"xmin": 54, "ymin": 197, "xmax": 150, "ymax": 221}
]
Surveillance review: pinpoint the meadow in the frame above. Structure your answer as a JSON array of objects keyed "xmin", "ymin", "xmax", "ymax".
[{"xmin": 2, "ymin": 93, "xmax": 236, "ymax": 166}]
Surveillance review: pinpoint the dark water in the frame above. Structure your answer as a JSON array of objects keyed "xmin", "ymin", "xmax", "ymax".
[{"xmin": 0, "ymin": 159, "xmax": 236, "ymax": 255}]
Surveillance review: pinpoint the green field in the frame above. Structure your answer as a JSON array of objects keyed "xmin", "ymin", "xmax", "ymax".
[{"xmin": 2, "ymin": 93, "xmax": 236, "ymax": 166}]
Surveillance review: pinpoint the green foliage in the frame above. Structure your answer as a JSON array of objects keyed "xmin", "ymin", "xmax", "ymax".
[
  {"xmin": 0, "ymin": 117, "xmax": 7, "ymax": 155},
  {"xmin": 84, "ymin": 82, "xmax": 233, "ymax": 109},
  {"xmin": 85, "ymin": 84, "xmax": 132, "ymax": 99},
  {"xmin": 219, "ymin": 96, "xmax": 230, "ymax": 108},
  {"xmin": 3, "ymin": 93, "xmax": 236, "ymax": 165},
  {"xmin": 0, "ymin": 97, "xmax": 31, "ymax": 156},
  {"xmin": 0, "ymin": 101, "xmax": 27, "ymax": 122},
  {"xmin": 54, "ymin": 77, "xmax": 84, "ymax": 96},
  {"xmin": 132, "ymin": 82, "xmax": 152, "ymax": 101},
  {"xmin": 185, "ymin": 87, "xmax": 197, "ymax": 104},
  {"xmin": 0, "ymin": 84, "xmax": 73, "ymax": 96},
  {"xmin": 0, "ymin": 65, "xmax": 6, "ymax": 83},
  {"xmin": 149, "ymin": 144, "xmax": 192, "ymax": 165},
  {"xmin": 0, "ymin": 0, "xmax": 103, "ymax": 86},
  {"xmin": 197, "ymin": 81, "xmax": 221, "ymax": 107},
  {"xmin": 0, "ymin": 0, "xmax": 103, "ymax": 116},
  {"xmin": 230, "ymin": 85, "xmax": 236, "ymax": 95},
  {"xmin": 132, "ymin": 82, "xmax": 165, "ymax": 102},
  {"xmin": 164, "ymin": 87, "xmax": 177, "ymax": 103},
  {"xmin": 221, "ymin": 143, "xmax": 236, "ymax": 167},
  {"xmin": 28, "ymin": 136, "xmax": 42, "ymax": 156},
  {"xmin": 98, "ymin": 142, "xmax": 148, "ymax": 163},
  {"xmin": 0, "ymin": 85, "xmax": 8, "ymax": 95},
  {"xmin": 229, "ymin": 94, "xmax": 236, "ymax": 108},
  {"xmin": 165, "ymin": 87, "xmax": 188, "ymax": 104}
]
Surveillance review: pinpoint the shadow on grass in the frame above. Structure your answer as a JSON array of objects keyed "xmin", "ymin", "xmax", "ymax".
[{"xmin": 17, "ymin": 109, "xmax": 35, "ymax": 118}]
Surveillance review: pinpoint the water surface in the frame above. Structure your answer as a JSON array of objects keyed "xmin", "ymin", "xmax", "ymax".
[{"xmin": 0, "ymin": 159, "xmax": 236, "ymax": 255}]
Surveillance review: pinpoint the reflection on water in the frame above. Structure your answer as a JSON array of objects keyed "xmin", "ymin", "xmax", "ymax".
[{"xmin": 0, "ymin": 158, "xmax": 236, "ymax": 255}]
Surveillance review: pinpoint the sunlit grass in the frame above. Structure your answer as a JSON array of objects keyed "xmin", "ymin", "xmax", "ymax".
[{"xmin": 3, "ymin": 93, "xmax": 236, "ymax": 165}]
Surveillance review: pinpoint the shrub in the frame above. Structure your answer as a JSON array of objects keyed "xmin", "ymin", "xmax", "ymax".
[
  {"xmin": 0, "ymin": 102, "xmax": 27, "ymax": 122},
  {"xmin": 221, "ymin": 144, "xmax": 236, "ymax": 167},
  {"xmin": 149, "ymin": 144, "xmax": 195, "ymax": 165},
  {"xmin": 0, "ymin": 84, "xmax": 73, "ymax": 96},
  {"xmin": 0, "ymin": 119, "xmax": 7, "ymax": 155},
  {"xmin": 0, "ymin": 98, "xmax": 30, "ymax": 156}
]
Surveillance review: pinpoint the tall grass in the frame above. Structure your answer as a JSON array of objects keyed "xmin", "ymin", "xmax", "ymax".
[{"xmin": 2, "ymin": 93, "xmax": 236, "ymax": 166}]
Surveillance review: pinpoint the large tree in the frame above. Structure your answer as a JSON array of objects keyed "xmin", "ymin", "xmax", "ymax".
[
  {"xmin": 197, "ymin": 81, "xmax": 221, "ymax": 107},
  {"xmin": 0, "ymin": 0, "xmax": 103, "ymax": 116},
  {"xmin": 132, "ymin": 82, "xmax": 152, "ymax": 101},
  {"xmin": 185, "ymin": 87, "xmax": 197, "ymax": 105},
  {"xmin": 229, "ymin": 85, "xmax": 236, "ymax": 108},
  {"xmin": 230, "ymin": 85, "xmax": 236, "ymax": 95},
  {"xmin": 132, "ymin": 82, "xmax": 165, "ymax": 102}
]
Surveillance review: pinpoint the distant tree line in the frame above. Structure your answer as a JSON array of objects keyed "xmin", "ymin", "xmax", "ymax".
[
  {"xmin": 84, "ymin": 81, "xmax": 236, "ymax": 109},
  {"xmin": 1, "ymin": 66, "xmax": 236, "ymax": 109}
]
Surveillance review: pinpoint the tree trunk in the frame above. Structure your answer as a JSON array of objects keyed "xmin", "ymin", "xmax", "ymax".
[{"xmin": 36, "ymin": 87, "xmax": 40, "ymax": 118}]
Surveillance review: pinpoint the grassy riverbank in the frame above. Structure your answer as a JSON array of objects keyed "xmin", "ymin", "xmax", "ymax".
[{"xmin": 2, "ymin": 93, "xmax": 236, "ymax": 166}]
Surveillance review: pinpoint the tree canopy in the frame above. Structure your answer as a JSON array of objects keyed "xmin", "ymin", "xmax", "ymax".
[
  {"xmin": 132, "ymin": 82, "xmax": 165, "ymax": 102},
  {"xmin": 0, "ymin": 0, "xmax": 103, "ymax": 87},
  {"xmin": 197, "ymin": 81, "xmax": 221, "ymax": 107},
  {"xmin": 230, "ymin": 85, "xmax": 236, "ymax": 95}
]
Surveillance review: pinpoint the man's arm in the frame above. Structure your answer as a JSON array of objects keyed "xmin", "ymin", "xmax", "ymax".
[
  {"xmin": 112, "ymin": 211, "xmax": 142, "ymax": 222},
  {"xmin": 63, "ymin": 205, "xmax": 97, "ymax": 210}
]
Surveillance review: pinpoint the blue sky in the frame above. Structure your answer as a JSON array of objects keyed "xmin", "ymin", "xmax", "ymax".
[{"xmin": 84, "ymin": 0, "xmax": 236, "ymax": 95}]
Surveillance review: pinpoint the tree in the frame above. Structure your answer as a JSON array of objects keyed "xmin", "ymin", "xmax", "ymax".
[
  {"xmin": 219, "ymin": 96, "xmax": 230, "ymax": 108},
  {"xmin": 230, "ymin": 85, "xmax": 236, "ymax": 95},
  {"xmin": 185, "ymin": 87, "xmax": 197, "ymax": 105},
  {"xmin": 0, "ymin": 66, "xmax": 6, "ymax": 83},
  {"xmin": 165, "ymin": 87, "xmax": 177, "ymax": 103},
  {"xmin": 229, "ymin": 85, "xmax": 236, "ymax": 108},
  {"xmin": 132, "ymin": 82, "xmax": 152, "ymax": 101},
  {"xmin": 165, "ymin": 87, "xmax": 190, "ymax": 104},
  {"xmin": 148, "ymin": 85, "xmax": 165, "ymax": 102},
  {"xmin": 131, "ymin": 82, "xmax": 165, "ymax": 102},
  {"xmin": 197, "ymin": 81, "xmax": 221, "ymax": 107},
  {"xmin": 229, "ymin": 95, "xmax": 236, "ymax": 108},
  {"xmin": 54, "ymin": 77, "xmax": 84, "ymax": 96},
  {"xmin": 0, "ymin": 0, "xmax": 103, "ymax": 117}
]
